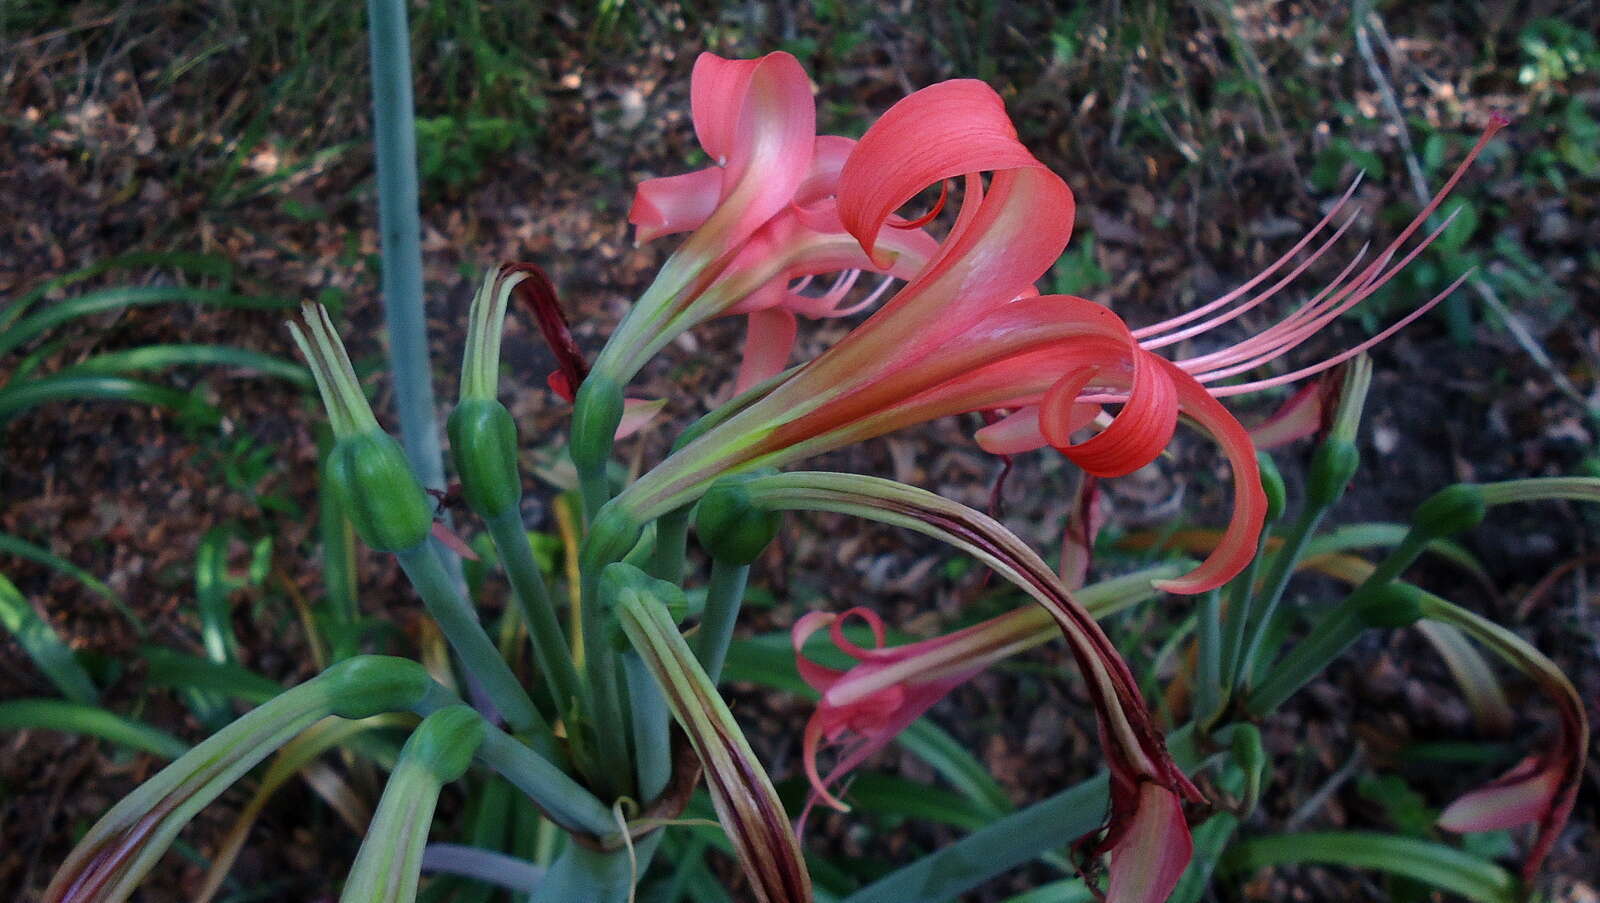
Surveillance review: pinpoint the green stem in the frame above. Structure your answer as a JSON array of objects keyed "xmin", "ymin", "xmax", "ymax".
[
  {"xmin": 647, "ymin": 506, "xmax": 691, "ymax": 583},
  {"xmin": 364, "ymin": 0, "xmax": 443, "ymax": 494},
  {"xmin": 486, "ymin": 508, "xmax": 583, "ymax": 719},
  {"xmin": 1245, "ymin": 600, "xmax": 1368, "ymax": 716},
  {"xmin": 1235, "ymin": 503, "xmax": 1325, "ymax": 694},
  {"xmin": 1245, "ymin": 533, "xmax": 1431, "ymax": 715},
  {"xmin": 1195, "ymin": 589, "xmax": 1223, "ymax": 729},
  {"xmin": 583, "ymin": 589, "xmax": 634, "ymax": 802},
  {"xmin": 531, "ymin": 832, "xmax": 664, "ymax": 903},
  {"xmin": 395, "ymin": 543, "xmax": 546, "ymax": 742},
  {"xmin": 1217, "ymin": 530, "xmax": 1265, "ymax": 697},
  {"xmin": 477, "ymin": 725, "xmax": 617, "ymax": 838},
  {"xmin": 624, "ymin": 650, "xmax": 672, "ymax": 802},
  {"xmin": 693, "ymin": 559, "xmax": 750, "ymax": 684}
]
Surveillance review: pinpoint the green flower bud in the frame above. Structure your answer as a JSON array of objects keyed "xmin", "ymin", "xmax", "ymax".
[
  {"xmin": 1257, "ymin": 452, "xmax": 1286, "ymax": 522},
  {"xmin": 570, "ymin": 376, "xmax": 624, "ymax": 475},
  {"xmin": 448, "ymin": 398, "xmax": 523, "ymax": 519},
  {"xmin": 1355, "ymin": 582, "xmax": 1425, "ymax": 629},
  {"xmin": 325, "ymin": 431, "xmax": 434, "ymax": 553},
  {"xmin": 321, "ymin": 655, "xmax": 435, "ymax": 719},
  {"xmin": 696, "ymin": 474, "xmax": 782, "ymax": 565},
  {"xmin": 1307, "ymin": 438, "xmax": 1360, "ymax": 508},
  {"xmin": 1413, "ymin": 484, "xmax": 1486, "ymax": 539},
  {"xmin": 406, "ymin": 704, "xmax": 485, "ymax": 783}
]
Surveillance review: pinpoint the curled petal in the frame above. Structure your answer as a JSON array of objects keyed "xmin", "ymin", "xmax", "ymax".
[
  {"xmin": 689, "ymin": 52, "xmax": 817, "ymax": 252},
  {"xmin": 974, "ymin": 406, "xmax": 1052, "ymax": 455},
  {"xmin": 838, "ymin": 80, "xmax": 1051, "ymax": 267},
  {"xmin": 615, "ymin": 398, "xmax": 668, "ymax": 440},
  {"xmin": 1150, "ymin": 357, "xmax": 1268, "ymax": 594},
  {"xmin": 630, "ymin": 167, "xmax": 724, "ymax": 243},
  {"xmin": 1043, "ymin": 349, "xmax": 1179, "ymax": 479},
  {"xmin": 1106, "ymin": 782, "xmax": 1193, "ymax": 903},
  {"xmin": 1438, "ymin": 755, "xmax": 1562, "ymax": 833},
  {"xmin": 1247, "ymin": 380, "xmax": 1326, "ymax": 449}
]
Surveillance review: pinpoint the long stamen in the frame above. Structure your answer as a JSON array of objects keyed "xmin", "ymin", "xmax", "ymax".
[
  {"xmin": 1131, "ymin": 174, "xmax": 1365, "ymax": 341},
  {"xmin": 1191, "ymin": 209, "xmax": 1461, "ymax": 384},
  {"xmin": 1140, "ymin": 211, "xmax": 1362, "ymax": 353}
]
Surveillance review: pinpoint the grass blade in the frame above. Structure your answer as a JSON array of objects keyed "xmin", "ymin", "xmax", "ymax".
[
  {"xmin": 0, "ymin": 572, "xmax": 98, "ymax": 704},
  {"xmin": 0, "ymin": 375, "xmax": 220, "ymax": 424},
  {"xmin": 1222, "ymin": 832, "xmax": 1518, "ymax": 903},
  {"xmin": 0, "ymin": 699, "xmax": 188, "ymax": 758},
  {"xmin": 1, "ymin": 285, "xmax": 291, "ymax": 358},
  {"xmin": 54, "ymin": 344, "xmax": 312, "ymax": 387}
]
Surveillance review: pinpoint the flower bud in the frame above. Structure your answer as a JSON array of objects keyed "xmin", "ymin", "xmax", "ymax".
[
  {"xmin": 322, "ymin": 655, "xmax": 437, "ymax": 720},
  {"xmin": 406, "ymin": 704, "xmax": 485, "ymax": 783},
  {"xmin": 1355, "ymin": 582, "xmax": 1425, "ymax": 629},
  {"xmin": 447, "ymin": 398, "xmax": 523, "ymax": 519},
  {"xmin": 570, "ymin": 376, "xmax": 625, "ymax": 476},
  {"xmin": 1306, "ymin": 437, "xmax": 1360, "ymax": 508},
  {"xmin": 696, "ymin": 474, "xmax": 782, "ymax": 565},
  {"xmin": 1413, "ymin": 484, "xmax": 1486, "ymax": 539},
  {"xmin": 324, "ymin": 431, "xmax": 434, "ymax": 553}
]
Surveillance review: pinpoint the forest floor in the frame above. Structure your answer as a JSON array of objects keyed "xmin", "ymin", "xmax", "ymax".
[{"xmin": 2, "ymin": 2, "xmax": 1598, "ymax": 900}]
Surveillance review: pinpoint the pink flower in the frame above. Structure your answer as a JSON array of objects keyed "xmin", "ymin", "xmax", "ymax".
[{"xmin": 597, "ymin": 52, "xmax": 939, "ymax": 391}]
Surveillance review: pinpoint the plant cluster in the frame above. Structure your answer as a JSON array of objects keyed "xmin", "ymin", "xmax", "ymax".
[{"xmin": 10, "ymin": 48, "xmax": 1594, "ymax": 903}]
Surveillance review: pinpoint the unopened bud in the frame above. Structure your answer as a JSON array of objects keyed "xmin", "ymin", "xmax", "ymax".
[
  {"xmin": 696, "ymin": 474, "xmax": 782, "ymax": 565},
  {"xmin": 1257, "ymin": 452, "xmax": 1286, "ymax": 522},
  {"xmin": 325, "ymin": 431, "xmax": 434, "ymax": 553},
  {"xmin": 1307, "ymin": 438, "xmax": 1360, "ymax": 508},
  {"xmin": 1356, "ymin": 582, "xmax": 1425, "ymax": 629},
  {"xmin": 448, "ymin": 398, "xmax": 523, "ymax": 519},
  {"xmin": 1413, "ymin": 484, "xmax": 1486, "ymax": 539}
]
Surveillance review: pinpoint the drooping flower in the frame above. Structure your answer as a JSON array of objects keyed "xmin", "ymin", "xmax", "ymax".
[
  {"xmin": 742, "ymin": 472, "xmax": 1201, "ymax": 903},
  {"xmin": 593, "ymin": 51, "xmax": 939, "ymax": 393}
]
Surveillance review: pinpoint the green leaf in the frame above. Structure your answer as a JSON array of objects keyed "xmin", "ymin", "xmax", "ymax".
[
  {"xmin": 842, "ymin": 773, "xmax": 994, "ymax": 831},
  {"xmin": 2, "ymin": 251, "xmax": 235, "ymax": 330},
  {"xmin": 1222, "ymin": 832, "xmax": 1518, "ymax": 903},
  {"xmin": 0, "ymin": 533, "xmax": 141, "ymax": 634},
  {"xmin": 0, "ymin": 698, "xmax": 187, "ymax": 758},
  {"xmin": 0, "ymin": 375, "xmax": 220, "ymax": 424},
  {"xmin": 895, "ymin": 721, "xmax": 1013, "ymax": 820},
  {"xmin": 0, "ymin": 285, "xmax": 290, "ymax": 358},
  {"xmin": 54, "ymin": 344, "xmax": 312, "ymax": 387},
  {"xmin": 141, "ymin": 646, "xmax": 285, "ymax": 704},
  {"xmin": 0, "ymin": 573, "xmax": 98, "ymax": 704}
]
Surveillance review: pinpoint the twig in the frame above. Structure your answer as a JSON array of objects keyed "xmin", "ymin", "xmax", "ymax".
[
  {"xmin": 1284, "ymin": 745, "xmax": 1365, "ymax": 832},
  {"xmin": 1472, "ymin": 279, "xmax": 1597, "ymax": 416}
]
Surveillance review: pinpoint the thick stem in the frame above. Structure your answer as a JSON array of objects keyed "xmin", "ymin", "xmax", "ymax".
[
  {"xmin": 1216, "ymin": 539, "xmax": 1266, "ymax": 712},
  {"xmin": 1245, "ymin": 598, "xmax": 1368, "ymax": 716},
  {"xmin": 486, "ymin": 508, "xmax": 583, "ymax": 719},
  {"xmin": 476, "ymin": 726, "xmax": 616, "ymax": 838},
  {"xmin": 624, "ymin": 651, "xmax": 672, "ymax": 802},
  {"xmin": 647, "ymin": 506, "xmax": 691, "ymax": 583},
  {"xmin": 1195, "ymin": 588, "xmax": 1223, "ymax": 728},
  {"xmin": 530, "ymin": 832, "xmax": 664, "ymax": 903},
  {"xmin": 693, "ymin": 559, "xmax": 750, "ymax": 685},
  {"xmin": 364, "ymin": 0, "xmax": 442, "ymax": 494},
  {"xmin": 395, "ymin": 543, "xmax": 546, "ymax": 742}
]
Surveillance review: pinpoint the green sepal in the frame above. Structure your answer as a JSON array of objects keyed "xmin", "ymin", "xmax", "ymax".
[
  {"xmin": 448, "ymin": 398, "xmax": 523, "ymax": 519},
  {"xmin": 325, "ymin": 431, "xmax": 434, "ymax": 553},
  {"xmin": 695, "ymin": 472, "xmax": 782, "ymax": 565},
  {"xmin": 1306, "ymin": 438, "xmax": 1360, "ymax": 508},
  {"xmin": 1413, "ymin": 484, "xmax": 1487, "ymax": 539}
]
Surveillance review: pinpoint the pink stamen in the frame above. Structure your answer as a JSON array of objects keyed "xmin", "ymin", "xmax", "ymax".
[
  {"xmin": 1132, "ymin": 175, "xmax": 1365, "ymax": 341},
  {"xmin": 1140, "ymin": 211, "xmax": 1362, "ymax": 352}
]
